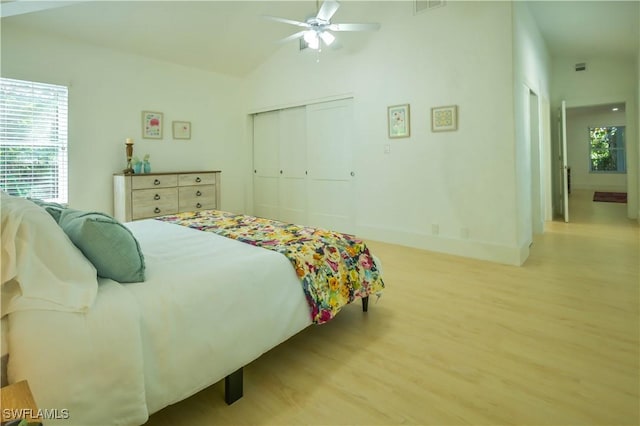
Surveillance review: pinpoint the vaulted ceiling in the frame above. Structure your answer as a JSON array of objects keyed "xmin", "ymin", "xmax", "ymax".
[
  {"xmin": 2, "ymin": 1, "xmax": 639, "ymax": 77},
  {"xmin": 526, "ymin": 0, "xmax": 639, "ymax": 60}
]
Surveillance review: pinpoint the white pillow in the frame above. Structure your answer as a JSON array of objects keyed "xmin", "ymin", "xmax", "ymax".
[{"xmin": 1, "ymin": 193, "xmax": 98, "ymax": 316}]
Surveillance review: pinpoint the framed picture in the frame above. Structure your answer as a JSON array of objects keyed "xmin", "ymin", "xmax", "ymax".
[
  {"xmin": 431, "ymin": 105, "xmax": 458, "ymax": 132},
  {"xmin": 142, "ymin": 111, "xmax": 163, "ymax": 139},
  {"xmin": 388, "ymin": 104, "xmax": 410, "ymax": 138},
  {"xmin": 172, "ymin": 121, "xmax": 191, "ymax": 140}
]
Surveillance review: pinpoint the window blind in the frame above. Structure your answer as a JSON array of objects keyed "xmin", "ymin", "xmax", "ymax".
[{"xmin": 0, "ymin": 77, "xmax": 69, "ymax": 203}]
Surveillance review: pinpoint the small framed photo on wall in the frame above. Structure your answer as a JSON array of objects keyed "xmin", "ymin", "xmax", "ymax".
[
  {"xmin": 142, "ymin": 111, "xmax": 163, "ymax": 139},
  {"xmin": 388, "ymin": 104, "xmax": 410, "ymax": 138},
  {"xmin": 172, "ymin": 121, "xmax": 191, "ymax": 140},
  {"xmin": 431, "ymin": 105, "xmax": 458, "ymax": 132}
]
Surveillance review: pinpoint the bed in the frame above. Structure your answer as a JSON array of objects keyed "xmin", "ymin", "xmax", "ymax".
[{"xmin": 0, "ymin": 192, "xmax": 384, "ymax": 425}]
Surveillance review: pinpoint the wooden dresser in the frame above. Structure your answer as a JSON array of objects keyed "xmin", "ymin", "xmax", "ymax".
[{"xmin": 113, "ymin": 171, "xmax": 221, "ymax": 222}]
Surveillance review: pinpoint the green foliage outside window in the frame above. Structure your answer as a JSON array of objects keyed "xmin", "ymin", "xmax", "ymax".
[
  {"xmin": 589, "ymin": 126, "xmax": 625, "ymax": 173},
  {"xmin": 0, "ymin": 145, "xmax": 62, "ymax": 199}
]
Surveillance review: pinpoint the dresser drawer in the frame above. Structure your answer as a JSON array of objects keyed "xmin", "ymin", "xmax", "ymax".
[
  {"xmin": 178, "ymin": 185, "xmax": 216, "ymax": 212},
  {"xmin": 178, "ymin": 173, "xmax": 216, "ymax": 187},
  {"xmin": 132, "ymin": 187, "xmax": 178, "ymax": 219},
  {"xmin": 132, "ymin": 174, "xmax": 178, "ymax": 190},
  {"xmin": 114, "ymin": 171, "xmax": 220, "ymax": 222}
]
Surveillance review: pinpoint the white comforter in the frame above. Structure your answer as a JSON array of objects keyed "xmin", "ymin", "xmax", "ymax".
[{"xmin": 8, "ymin": 219, "xmax": 312, "ymax": 425}]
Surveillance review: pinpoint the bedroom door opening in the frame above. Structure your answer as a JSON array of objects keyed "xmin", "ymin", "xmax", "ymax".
[
  {"xmin": 529, "ymin": 89, "xmax": 544, "ymax": 234},
  {"xmin": 558, "ymin": 100, "xmax": 633, "ymax": 224},
  {"xmin": 559, "ymin": 100, "xmax": 570, "ymax": 222}
]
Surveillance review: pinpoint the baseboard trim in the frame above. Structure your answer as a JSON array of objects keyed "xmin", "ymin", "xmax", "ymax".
[{"xmin": 357, "ymin": 225, "xmax": 525, "ymax": 266}]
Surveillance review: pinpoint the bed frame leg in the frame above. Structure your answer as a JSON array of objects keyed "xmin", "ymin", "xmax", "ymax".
[
  {"xmin": 362, "ymin": 296, "xmax": 369, "ymax": 312},
  {"xmin": 225, "ymin": 367, "xmax": 243, "ymax": 405}
]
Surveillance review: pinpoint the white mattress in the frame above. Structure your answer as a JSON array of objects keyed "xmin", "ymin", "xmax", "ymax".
[{"xmin": 8, "ymin": 219, "xmax": 312, "ymax": 425}]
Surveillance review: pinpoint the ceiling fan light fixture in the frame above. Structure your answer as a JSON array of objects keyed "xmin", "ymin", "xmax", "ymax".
[
  {"xmin": 308, "ymin": 37, "xmax": 320, "ymax": 50},
  {"xmin": 303, "ymin": 30, "xmax": 318, "ymax": 44},
  {"xmin": 319, "ymin": 31, "xmax": 335, "ymax": 46},
  {"xmin": 303, "ymin": 30, "xmax": 321, "ymax": 49},
  {"xmin": 267, "ymin": 0, "xmax": 380, "ymax": 50}
]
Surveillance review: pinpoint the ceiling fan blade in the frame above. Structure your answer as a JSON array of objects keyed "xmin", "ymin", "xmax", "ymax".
[
  {"xmin": 319, "ymin": 31, "xmax": 336, "ymax": 46},
  {"xmin": 262, "ymin": 15, "xmax": 310, "ymax": 28},
  {"xmin": 316, "ymin": 0, "xmax": 340, "ymax": 21},
  {"xmin": 278, "ymin": 31, "xmax": 306, "ymax": 44},
  {"xmin": 328, "ymin": 22, "xmax": 381, "ymax": 32}
]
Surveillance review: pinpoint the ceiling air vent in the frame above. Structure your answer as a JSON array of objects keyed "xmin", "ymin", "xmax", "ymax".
[
  {"xmin": 415, "ymin": 0, "xmax": 445, "ymax": 14},
  {"xmin": 575, "ymin": 62, "xmax": 587, "ymax": 72}
]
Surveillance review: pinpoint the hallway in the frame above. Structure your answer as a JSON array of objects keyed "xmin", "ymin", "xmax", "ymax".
[{"xmin": 564, "ymin": 188, "xmax": 636, "ymax": 227}]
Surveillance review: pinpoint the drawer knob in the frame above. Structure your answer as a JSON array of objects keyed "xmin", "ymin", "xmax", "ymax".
[
  {"xmin": 196, "ymin": 190, "xmax": 202, "ymax": 196},
  {"xmin": 154, "ymin": 194, "xmax": 161, "ymax": 200},
  {"xmin": 196, "ymin": 203, "xmax": 202, "ymax": 209},
  {"xmin": 154, "ymin": 179, "xmax": 160, "ymax": 185},
  {"xmin": 154, "ymin": 207, "xmax": 161, "ymax": 214},
  {"xmin": 195, "ymin": 177, "xmax": 201, "ymax": 183}
]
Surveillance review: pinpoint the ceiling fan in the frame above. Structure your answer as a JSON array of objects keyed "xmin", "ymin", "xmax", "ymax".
[{"xmin": 263, "ymin": 0, "xmax": 381, "ymax": 50}]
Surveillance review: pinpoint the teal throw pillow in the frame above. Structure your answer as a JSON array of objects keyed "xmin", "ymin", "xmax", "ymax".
[
  {"xmin": 28, "ymin": 198, "xmax": 66, "ymax": 223},
  {"xmin": 59, "ymin": 209, "xmax": 146, "ymax": 283}
]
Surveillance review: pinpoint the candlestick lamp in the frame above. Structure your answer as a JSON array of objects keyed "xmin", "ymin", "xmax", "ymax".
[{"xmin": 123, "ymin": 138, "xmax": 134, "ymax": 174}]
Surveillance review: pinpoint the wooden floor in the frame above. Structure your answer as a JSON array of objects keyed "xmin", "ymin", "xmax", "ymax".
[{"xmin": 146, "ymin": 189, "xmax": 639, "ymax": 425}]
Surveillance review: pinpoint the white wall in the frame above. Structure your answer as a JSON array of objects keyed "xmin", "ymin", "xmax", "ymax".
[
  {"xmin": 245, "ymin": 1, "xmax": 523, "ymax": 264},
  {"xmin": 566, "ymin": 107, "xmax": 627, "ymax": 192},
  {"xmin": 1, "ymin": 24, "xmax": 246, "ymax": 215},
  {"xmin": 512, "ymin": 2, "xmax": 552, "ymax": 259},
  {"xmin": 551, "ymin": 56, "xmax": 639, "ymax": 219}
]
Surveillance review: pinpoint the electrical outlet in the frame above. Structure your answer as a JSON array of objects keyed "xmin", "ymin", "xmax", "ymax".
[{"xmin": 431, "ymin": 224, "xmax": 439, "ymax": 235}]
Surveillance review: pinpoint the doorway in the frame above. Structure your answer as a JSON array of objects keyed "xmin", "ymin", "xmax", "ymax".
[
  {"xmin": 526, "ymin": 87, "xmax": 552, "ymax": 235},
  {"xmin": 552, "ymin": 101, "xmax": 629, "ymax": 222},
  {"xmin": 529, "ymin": 90, "xmax": 544, "ymax": 233}
]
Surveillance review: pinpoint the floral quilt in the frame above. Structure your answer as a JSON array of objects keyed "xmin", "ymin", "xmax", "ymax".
[{"xmin": 156, "ymin": 210, "xmax": 384, "ymax": 324}]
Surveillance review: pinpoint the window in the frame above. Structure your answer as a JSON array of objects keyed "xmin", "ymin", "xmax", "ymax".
[
  {"xmin": 0, "ymin": 77, "xmax": 68, "ymax": 203},
  {"xmin": 589, "ymin": 126, "xmax": 625, "ymax": 173}
]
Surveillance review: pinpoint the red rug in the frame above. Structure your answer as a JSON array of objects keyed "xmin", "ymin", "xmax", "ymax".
[{"xmin": 593, "ymin": 192, "xmax": 627, "ymax": 203}]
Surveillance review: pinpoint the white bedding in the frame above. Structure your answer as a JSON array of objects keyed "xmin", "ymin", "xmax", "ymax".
[
  {"xmin": 125, "ymin": 219, "xmax": 312, "ymax": 414},
  {"xmin": 8, "ymin": 279, "xmax": 147, "ymax": 425},
  {"xmin": 7, "ymin": 218, "xmax": 312, "ymax": 425}
]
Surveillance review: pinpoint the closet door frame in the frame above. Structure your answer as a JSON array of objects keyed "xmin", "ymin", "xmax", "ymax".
[
  {"xmin": 278, "ymin": 106, "xmax": 308, "ymax": 225},
  {"xmin": 306, "ymin": 98, "xmax": 355, "ymax": 234},
  {"xmin": 252, "ymin": 110, "xmax": 280, "ymax": 219},
  {"xmin": 251, "ymin": 97, "xmax": 355, "ymax": 232}
]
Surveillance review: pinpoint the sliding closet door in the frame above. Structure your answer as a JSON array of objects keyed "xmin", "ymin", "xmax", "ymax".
[
  {"xmin": 278, "ymin": 106, "xmax": 307, "ymax": 225},
  {"xmin": 253, "ymin": 110, "xmax": 280, "ymax": 219},
  {"xmin": 306, "ymin": 99, "xmax": 355, "ymax": 233}
]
